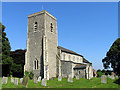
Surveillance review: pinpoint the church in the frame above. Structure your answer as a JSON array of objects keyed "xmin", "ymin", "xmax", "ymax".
[{"xmin": 24, "ymin": 10, "xmax": 93, "ymax": 80}]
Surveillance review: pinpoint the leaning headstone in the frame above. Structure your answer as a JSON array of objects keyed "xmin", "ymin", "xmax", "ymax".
[
  {"xmin": 67, "ymin": 75, "xmax": 73, "ymax": 83},
  {"xmin": 37, "ymin": 76, "xmax": 41, "ymax": 82},
  {"xmin": 20, "ymin": 78, "xmax": 23, "ymax": 84},
  {"xmin": 22, "ymin": 76, "xmax": 29, "ymax": 87},
  {"xmin": 41, "ymin": 78, "xmax": 47, "ymax": 86},
  {"xmin": 58, "ymin": 76, "xmax": 62, "ymax": 81},
  {"xmin": 101, "ymin": 75, "xmax": 107, "ymax": 83},
  {"xmin": 2, "ymin": 77, "xmax": 8, "ymax": 84},
  {"xmin": 11, "ymin": 77, "xmax": 14, "ymax": 83},
  {"xmin": 76, "ymin": 75, "xmax": 79, "ymax": 80},
  {"xmin": 14, "ymin": 78, "xmax": 18, "ymax": 85},
  {"xmin": 34, "ymin": 77, "xmax": 38, "ymax": 83}
]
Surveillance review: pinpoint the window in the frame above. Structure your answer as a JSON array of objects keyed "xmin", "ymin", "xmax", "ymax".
[
  {"xmin": 77, "ymin": 57, "xmax": 79, "ymax": 62},
  {"xmin": 63, "ymin": 54, "xmax": 65, "ymax": 60},
  {"xmin": 73, "ymin": 56, "xmax": 75, "ymax": 61},
  {"xmin": 34, "ymin": 59, "xmax": 38, "ymax": 70},
  {"xmin": 50, "ymin": 23, "xmax": 53, "ymax": 32},
  {"xmin": 69, "ymin": 55, "xmax": 71, "ymax": 60},
  {"xmin": 34, "ymin": 22, "xmax": 37, "ymax": 32}
]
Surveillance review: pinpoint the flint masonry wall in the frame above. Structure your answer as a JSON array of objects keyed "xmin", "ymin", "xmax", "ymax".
[
  {"xmin": 45, "ymin": 12, "xmax": 58, "ymax": 78},
  {"xmin": 25, "ymin": 10, "xmax": 58, "ymax": 79},
  {"xmin": 61, "ymin": 61, "xmax": 72, "ymax": 78},
  {"xmin": 26, "ymin": 13, "xmax": 45, "ymax": 77}
]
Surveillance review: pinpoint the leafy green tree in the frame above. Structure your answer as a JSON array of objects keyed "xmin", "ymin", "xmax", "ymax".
[
  {"xmin": 102, "ymin": 38, "xmax": 120, "ymax": 77},
  {"xmin": 10, "ymin": 49, "xmax": 26, "ymax": 77},
  {"xmin": 0, "ymin": 23, "xmax": 13, "ymax": 76},
  {"xmin": 1, "ymin": 23, "xmax": 13, "ymax": 65}
]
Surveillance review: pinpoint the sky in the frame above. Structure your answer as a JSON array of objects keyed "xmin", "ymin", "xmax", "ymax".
[{"xmin": 2, "ymin": 2, "xmax": 118, "ymax": 70}]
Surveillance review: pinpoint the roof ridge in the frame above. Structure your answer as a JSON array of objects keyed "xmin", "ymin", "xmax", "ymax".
[{"xmin": 58, "ymin": 46, "xmax": 83, "ymax": 57}]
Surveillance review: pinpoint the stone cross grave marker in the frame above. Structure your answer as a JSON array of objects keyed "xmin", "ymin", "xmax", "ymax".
[
  {"xmin": 76, "ymin": 75, "xmax": 79, "ymax": 80},
  {"xmin": 67, "ymin": 75, "xmax": 73, "ymax": 83},
  {"xmin": 101, "ymin": 75, "xmax": 107, "ymax": 84},
  {"xmin": 41, "ymin": 78, "xmax": 47, "ymax": 86},
  {"xmin": 11, "ymin": 77, "xmax": 14, "ymax": 83},
  {"xmin": 14, "ymin": 78, "xmax": 18, "ymax": 85},
  {"xmin": 34, "ymin": 77, "xmax": 38, "ymax": 83},
  {"xmin": 20, "ymin": 78, "xmax": 23, "ymax": 84},
  {"xmin": 2, "ymin": 77, "xmax": 8, "ymax": 84},
  {"xmin": 37, "ymin": 76, "xmax": 41, "ymax": 82}
]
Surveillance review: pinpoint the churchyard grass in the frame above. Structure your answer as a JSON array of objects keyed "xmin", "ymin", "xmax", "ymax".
[{"xmin": 2, "ymin": 77, "xmax": 120, "ymax": 88}]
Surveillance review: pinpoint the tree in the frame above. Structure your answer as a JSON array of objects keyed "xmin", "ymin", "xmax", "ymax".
[
  {"xmin": 0, "ymin": 23, "xmax": 13, "ymax": 76},
  {"xmin": 1, "ymin": 23, "xmax": 13, "ymax": 65},
  {"xmin": 96, "ymin": 69, "xmax": 105, "ymax": 77},
  {"xmin": 102, "ymin": 38, "xmax": 120, "ymax": 77},
  {"xmin": 10, "ymin": 49, "xmax": 26, "ymax": 77}
]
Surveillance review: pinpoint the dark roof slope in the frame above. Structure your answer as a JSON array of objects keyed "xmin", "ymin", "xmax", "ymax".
[
  {"xmin": 83, "ymin": 58, "xmax": 91, "ymax": 64},
  {"xmin": 58, "ymin": 46, "xmax": 83, "ymax": 57},
  {"xmin": 74, "ymin": 64, "xmax": 86, "ymax": 69}
]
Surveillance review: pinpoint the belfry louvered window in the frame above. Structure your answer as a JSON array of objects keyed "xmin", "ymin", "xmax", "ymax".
[{"xmin": 34, "ymin": 22, "xmax": 37, "ymax": 32}]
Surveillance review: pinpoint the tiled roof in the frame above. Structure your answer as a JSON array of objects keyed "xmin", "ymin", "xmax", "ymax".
[
  {"xmin": 58, "ymin": 46, "xmax": 83, "ymax": 57},
  {"xmin": 83, "ymin": 58, "xmax": 91, "ymax": 64},
  {"xmin": 74, "ymin": 64, "xmax": 86, "ymax": 69}
]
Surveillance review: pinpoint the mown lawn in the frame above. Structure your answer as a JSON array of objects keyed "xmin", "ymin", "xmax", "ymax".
[{"xmin": 1, "ymin": 77, "xmax": 120, "ymax": 88}]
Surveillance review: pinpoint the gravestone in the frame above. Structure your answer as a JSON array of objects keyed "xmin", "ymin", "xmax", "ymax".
[
  {"xmin": 111, "ymin": 75, "xmax": 115, "ymax": 80},
  {"xmin": 11, "ymin": 77, "xmax": 14, "ymax": 83},
  {"xmin": 51, "ymin": 77, "xmax": 55, "ymax": 80},
  {"xmin": 37, "ymin": 76, "xmax": 41, "ymax": 82},
  {"xmin": 22, "ymin": 76, "xmax": 29, "ymax": 87},
  {"xmin": 67, "ymin": 75, "xmax": 73, "ymax": 83},
  {"xmin": 58, "ymin": 76, "xmax": 62, "ymax": 81},
  {"xmin": 116, "ymin": 76, "xmax": 118, "ymax": 78},
  {"xmin": 14, "ymin": 78, "xmax": 18, "ymax": 85},
  {"xmin": 2, "ymin": 77, "xmax": 8, "ymax": 84},
  {"xmin": 41, "ymin": 78, "xmax": 47, "ymax": 86},
  {"xmin": 101, "ymin": 75, "xmax": 107, "ymax": 83},
  {"xmin": 34, "ymin": 77, "xmax": 38, "ymax": 83},
  {"xmin": 20, "ymin": 78, "xmax": 23, "ymax": 83},
  {"xmin": 76, "ymin": 75, "xmax": 79, "ymax": 80}
]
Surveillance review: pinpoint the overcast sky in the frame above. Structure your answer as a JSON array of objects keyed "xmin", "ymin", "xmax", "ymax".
[{"xmin": 2, "ymin": 2, "xmax": 118, "ymax": 70}]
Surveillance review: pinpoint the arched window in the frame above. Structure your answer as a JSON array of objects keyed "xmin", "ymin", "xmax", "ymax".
[
  {"xmin": 77, "ymin": 57, "xmax": 79, "ymax": 62},
  {"xmin": 34, "ymin": 22, "xmax": 37, "ymax": 32},
  {"xmin": 34, "ymin": 59, "xmax": 38, "ymax": 70},
  {"xmin": 69, "ymin": 55, "xmax": 71, "ymax": 60},
  {"xmin": 63, "ymin": 53, "xmax": 65, "ymax": 60},
  {"xmin": 73, "ymin": 56, "xmax": 75, "ymax": 61}
]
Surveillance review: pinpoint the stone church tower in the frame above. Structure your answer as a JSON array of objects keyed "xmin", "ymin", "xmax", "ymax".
[{"xmin": 24, "ymin": 10, "xmax": 58, "ymax": 80}]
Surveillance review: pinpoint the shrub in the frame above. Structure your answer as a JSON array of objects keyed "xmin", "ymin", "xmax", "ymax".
[
  {"xmin": 25, "ymin": 71, "xmax": 29, "ymax": 77},
  {"xmin": 29, "ymin": 72, "xmax": 34, "ymax": 80}
]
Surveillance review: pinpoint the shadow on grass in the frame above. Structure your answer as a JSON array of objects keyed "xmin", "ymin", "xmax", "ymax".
[{"xmin": 114, "ymin": 78, "xmax": 120, "ymax": 85}]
